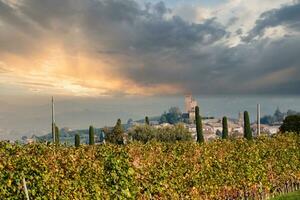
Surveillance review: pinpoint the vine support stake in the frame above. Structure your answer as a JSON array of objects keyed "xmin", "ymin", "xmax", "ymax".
[{"xmin": 23, "ymin": 177, "xmax": 30, "ymax": 200}]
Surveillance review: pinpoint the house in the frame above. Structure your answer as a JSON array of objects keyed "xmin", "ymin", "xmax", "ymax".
[
  {"xmin": 251, "ymin": 124, "xmax": 280, "ymax": 136},
  {"xmin": 268, "ymin": 126, "xmax": 280, "ymax": 134},
  {"xmin": 154, "ymin": 123, "xmax": 173, "ymax": 128},
  {"xmin": 25, "ymin": 135, "xmax": 38, "ymax": 144}
]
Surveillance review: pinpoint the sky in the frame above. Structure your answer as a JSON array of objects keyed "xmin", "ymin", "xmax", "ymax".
[
  {"xmin": 0, "ymin": 0, "xmax": 300, "ymax": 97},
  {"xmin": 1, "ymin": 0, "xmax": 300, "ymax": 139}
]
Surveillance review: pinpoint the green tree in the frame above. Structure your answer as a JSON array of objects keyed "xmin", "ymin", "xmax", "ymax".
[
  {"xmin": 274, "ymin": 107, "xmax": 284, "ymax": 122},
  {"xmin": 99, "ymin": 130, "xmax": 105, "ymax": 143},
  {"xmin": 52, "ymin": 122, "xmax": 55, "ymax": 143},
  {"xmin": 160, "ymin": 113, "xmax": 168, "ymax": 123},
  {"xmin": 145, "ymin": 116, "xmax": 150, "ymax": 125},
  {"xmin": 106, "ymin": 119, "xmax": 124, "ymax": 144},
  {"xmin": 89, "ymin": 125, "xmax": 95, "ymax": 145},
  {"xmin": 222, "ymin": 117, "xmax": 229, "ymax": 139},
  {"xmin": 279, "ymin": 115, "xmax": 300, "ymax": 134},
  {"xmin": 244, "ymin": 111, "xmax": 252, "ymax": 140},
  {"xmin": 159, "ymin": 107, "xmax": 182, "ymax": 124},
  {"xmin": 75, "ymin": 134, "xmax": 80, "ymax": 147},
  {"xmin": 55, "ymin": 125, "xmax": 60, "ymax": 145},
  {"xmin": 195, "ymin": 106, "xmax": 204, "ymax": 143},
  {"xmin": 128, "ymin": 123, "xmax": 192, "ymax": 143}
]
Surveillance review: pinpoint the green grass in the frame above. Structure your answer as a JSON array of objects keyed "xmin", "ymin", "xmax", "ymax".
[{"xmin": 271, "ymin": 190, "xmax": 300, "ymax": 200}]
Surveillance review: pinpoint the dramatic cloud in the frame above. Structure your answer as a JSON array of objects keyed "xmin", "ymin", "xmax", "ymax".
[
  {"xmin": 244, "ymin": 1, "xmax": 300, "ymax": 41},
  {"xmin": 0, "ymin": 0, "xmax": 299, "ymax": 96}
]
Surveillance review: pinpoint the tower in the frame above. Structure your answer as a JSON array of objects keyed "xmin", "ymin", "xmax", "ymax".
[
  {"xmin": 185, "ymin": 95, "xmax": 192, "ymax": 113},
  {"xmin": 185, "ymin": 95, "xmax": 198, "ymax": 123}
]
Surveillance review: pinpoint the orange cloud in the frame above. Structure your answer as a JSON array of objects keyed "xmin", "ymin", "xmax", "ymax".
[{"xmin": 0, "ymin": 43, "xmax": 184, "ymax": 96}]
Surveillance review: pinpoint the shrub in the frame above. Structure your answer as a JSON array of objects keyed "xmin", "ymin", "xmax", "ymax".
[{"xmin": 280, "ymin": 115, "xmax": 300, "ymax": 134}]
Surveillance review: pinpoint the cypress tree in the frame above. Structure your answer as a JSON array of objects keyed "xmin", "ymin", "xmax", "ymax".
[
  {"xmin": 222, "ymin": 117, "xmax": 229, "ymax": 139},
  {"xmin": 244, "ymin": 111, "xmax": 253, "ymax": 140},
  {"xmin": 145, "ymin": 116, "xmax": 150, "ymax": 125},
  {"xmin": 99, "ymin": 130, "xmax": 105, "ymax": 143},
  {"xmin": 75, "ymin": 134, "xmax": 80, "ymax": 147},
  {"xmin": 52, "ymin": 122, "xmax": 55, "ymax": 144},
  {"xmin": 89, "ymin": 125, "xmax": 95, "ymax": 145},
  {"xmin": 195, "ymin": 106, "xmax": 204, "ymax": 143},
  {"xmin": 113, "ymin": 119, "xmax": 124, "ymax": 144},
  {"xmin": 55, "ymin": 125, "xmax": 60, "ymax": 145}
]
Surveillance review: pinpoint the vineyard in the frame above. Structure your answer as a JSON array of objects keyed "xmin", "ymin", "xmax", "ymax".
[{"xmin": 0, "ymin": 134, "xmax": 299, "ymax": 199}]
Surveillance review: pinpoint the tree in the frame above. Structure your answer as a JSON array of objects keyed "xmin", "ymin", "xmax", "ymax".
[
  {"xmin": 195, "ymin": 106, "xmax": 204, "ymax": 143},
  {"xmin": 168, "ymin": 107, "xmax": 182, "ymax": 124},
  {"xmin": 106, "ymin": 119, "xmax": 124, "ymax": 144},
  {"xmin": 260, "ymin": 107, "xmax": 293, "ymax": 125},
  {"xmin": 160, "ymin": 113, "xmax": 168, "ymax": 123},
  {"xmin": 128, "ymin": 123, "xmax": 192, "ymax": 143},
  {"xmin": 274, "ymin": 107, "xmax": 284, "ymax": 122},
  {"xmin": 55, "ymin": 125, "xmax": 60, "ymax": 145},
  {"xmin": 260, "ymin": 115, "xmax": 273, "ymax": 125},
  {"xmin": 279, "ymin": 115, "xmax": 300, "ymax": 134},
  {"xmin": 99, "ymin": 130, "xmax": 105, "ymax": 143},
  {"xmin": 159, "ymin": 107, "xmax": 182, "ymax": 124},
  {"xmin": 52, "ymin": 122, "xmax": 55, "ymax": 143},
  {"xmin": 222, "ymin": 117, "xmax": 229, "ymax": 139},
  {"xmin": 287, "ymin": 109, "xmax": 300, "ymax": 116},
  {"xmin": 244, "ymin": 111, "xmax": 252, "ymax": 140},
  {"xmin": 89, "ymin": 125, "xmax": 95, "ymax": 145},
  {"xmin": 145, "ymin": 116, "xmax": 150, "ymax": 125},
  {"xmin": 75, "ymin": 134, "xmax": 80, "ymax": 147}
]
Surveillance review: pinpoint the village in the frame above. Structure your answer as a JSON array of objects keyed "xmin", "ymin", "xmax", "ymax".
[
  {"xmin": 22, "ymin": 95, "xmax": 282, "ymax": 144},
  {"xmin": 127, "ymin": 95, "xmax": 281, "ymax": 142}
]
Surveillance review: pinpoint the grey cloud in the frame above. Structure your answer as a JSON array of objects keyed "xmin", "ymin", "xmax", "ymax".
[
  {"xmin": 0, "ymin": 0, "xmax": 227, "ymax": 54},
  {"xmin": 0, "ymin": 0, "xmax": 43, "ymax": 55},
  {"xmin": 227, "ymin": 17, "xmax": 239, "ymax": 27},
  {"xmin": 236, "ymin": 28, "xmax": 243, "ymax": 35},
  {"xmin": 0, "ymin": 1, "xmax": 34, "ymax": 32},
  {"xmin": 243, "ymin": 2, "xmax": 300, "ymax": 42},
  {"xmin": 151, "ymin": 1, "xmax": 169, "ymax": 17},
  {"xmin": 130, "ymin": 16, "xmax": 227, "ymax": 52},
  {"xmin": 79, "ymin": 1, "xmax": 227, "ymax": 54},
  {"xmin": 123, "ymin": 35, "xmax": 300, "ymax": 95}
]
